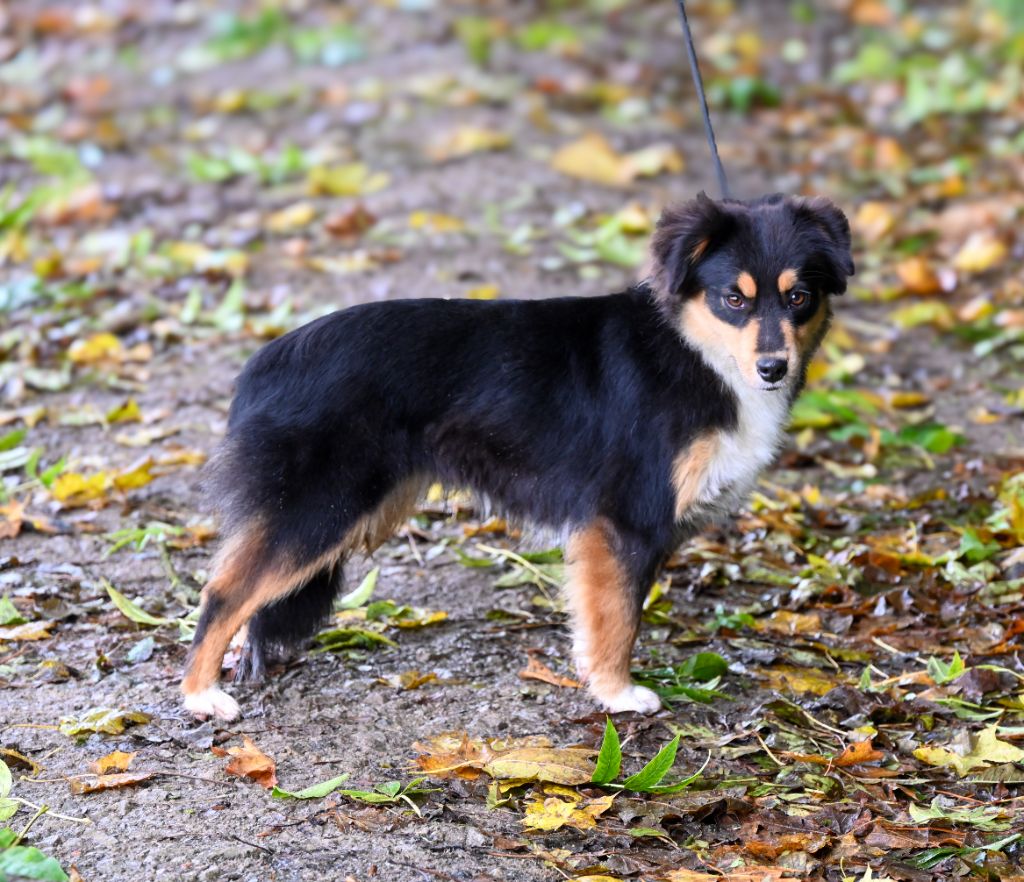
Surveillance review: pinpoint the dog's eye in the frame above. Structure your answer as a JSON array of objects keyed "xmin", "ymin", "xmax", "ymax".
[
  {"xmin": 787, "ymin": 289, "xmax": 808, "ymax": 308},
  {"xmin": 724, "ymin": 293, "xmax": 747, "ymax": 310}
]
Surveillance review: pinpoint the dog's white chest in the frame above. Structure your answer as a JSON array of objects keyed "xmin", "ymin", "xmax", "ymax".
[{"xmin": 699, "ymin": 385, "xmax": 791, "ymax": 511}]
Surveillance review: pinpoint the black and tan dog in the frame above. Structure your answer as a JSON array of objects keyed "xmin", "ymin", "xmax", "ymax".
[{"xmin": 182, "ymin": 192, "xmax": 854, "ymax": 720}]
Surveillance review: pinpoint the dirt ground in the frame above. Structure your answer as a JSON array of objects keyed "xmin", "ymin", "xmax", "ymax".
[{"xmin": 1, "ymin": 2, "xmax": 1023, "ymax": 881}]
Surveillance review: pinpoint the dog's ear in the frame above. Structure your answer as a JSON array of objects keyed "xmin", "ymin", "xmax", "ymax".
[
  {"xmin": 650, "ymin": 192, "xmax": 736, "ymax": 299},
  {"xmin": 790, "ymin": 196, "xmax": 855, "ymax": 294}
]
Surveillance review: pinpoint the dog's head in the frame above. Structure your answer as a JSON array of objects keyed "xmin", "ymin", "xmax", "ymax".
[{"xmin": 650, "ymin": 193, "xmax": 854, "ymax": 393}]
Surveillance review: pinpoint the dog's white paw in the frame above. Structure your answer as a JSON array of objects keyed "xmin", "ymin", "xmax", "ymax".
[
  {"xmin": 601, "ymin": 684, "xmax": 662, "ymax": 715},
  {"xmin": 183, "ymin": 687, "xmax": 241, "ymax": 721}
]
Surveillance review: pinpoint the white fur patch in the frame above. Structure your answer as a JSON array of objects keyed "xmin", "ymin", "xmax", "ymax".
[
  {"xmin": 183, "ymin": 687, "xmax": 241, "ymax": 721},
  {"xmin": 680, "ymin": 327, "xmax": 793, "ymax": 517},
  {"xmin": 600, "ymin": 684, "xmax": 662, "ymax": 714}
]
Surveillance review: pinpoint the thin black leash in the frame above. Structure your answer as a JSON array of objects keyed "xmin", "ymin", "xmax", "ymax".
[{"xmin": 674, "ymin": 0, "xmax": 731, "ymax": 199}]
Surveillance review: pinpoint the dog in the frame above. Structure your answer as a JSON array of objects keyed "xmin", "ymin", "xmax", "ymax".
[{"xmin": 181, "ymin": 192, "xmax": 854, "ymax": 721}]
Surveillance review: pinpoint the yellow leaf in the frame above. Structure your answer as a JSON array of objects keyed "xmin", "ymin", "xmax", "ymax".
[
  {"xmin": 164, "ymin": 242, "xmax": 249, "ymax": 276},
  {"xmin": 265, "ymin": 201, "xmax": 317, "ymax": 233},
  {"xmin": 853, "ymin": 201, "xmax": 896, "ymax": 243},
  {"xmin": 614, "ymin": 202, "xmax": 653, "ymax": 234},
  {"xmin": 105, "ymin": 398, "xmax": 142, "ymax": 424},
  {"xmin": 306, "ymin": 164, "xmax": 389, "ymax": 197},
  {"xmin": 953, "ymin": 231, "xmax": 1008, "ymax": 273},
  {"xmin": 623, "ymin": 142, "xmax": 684, "ymax": 179},
  {"xmin": 52, "ymin": 471, "xmax": 109, "ymax": 504},
  {"xmin": 428, "ymin": 127, "xmax": 511, "ymax": 162},
  {"xmin": 550, "ymin": 133, "xmax": 634, "ymax": 187},
  {"xmin": 0, "ymin": 620, "xmax": 56, "ymax": 642},
  {"xmin": 409, "ymin": 211, "xmax": 465, "ymax": 233},
  {"xmin": 523, "ymin": 796, "xmax": 578, "ymax": 831},
  {"xmin": 465, "ymin": 284, "xmax": 499, "ymax": 300},
  {"xmin": 482, "ymin": 747, "xmax": 595, "ymax": 784},
  {"xmin": 89, "ymin": 750, "xmax": 136, "ymax": 774},
  {"xmin": 68, "ymin": 333, "xmax": 123, "ymax": 365},
  {"xmin": 394, "ymin": 609, "xmax": 448, "ymax": 628},
  {"xmin": 760, "ymin": 664, "xmax": 841, "ymax": 697},
  {"xmin": 889, "ymin": 301, "xmax": 955, "ymax": 330},
  {"xmin": 112, "ymin": 459, "xmax": 155, "ymax": 492}
]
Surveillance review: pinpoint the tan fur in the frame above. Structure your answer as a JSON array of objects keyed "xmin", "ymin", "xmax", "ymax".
[
  {"xmin": 777, "ymin": 268, "xmax": 798, "ymax": 293},
  {"xmin": 689, "ymin": 238, "xmax": 710, "ymax": 261},
  {"xmin": 672, "ymin": 433, "xmax": 719, "ymax": 519},
  {"xmin": 341, "ymin": 477, "xmax": 425, "ymax": 554},
  {"xmin": 564, "ymin": 521, "xmax": 637, "ymax": 702},
  {"xmin": 737, "ymin": 271, "xmax": 757, "ymax": 300},
  {"xmin": 183, "ymin": 479, "xmax": 426, "ymax": 698},
  {"xmin": 796, "ymin": 301, "xmax": 828, "ymax": 351}
]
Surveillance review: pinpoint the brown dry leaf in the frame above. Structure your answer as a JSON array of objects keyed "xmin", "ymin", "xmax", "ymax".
[
  {"xmin": 896, "ymin": 256, "xmax": 942, "ymax": 295},
  {"xmin": 212, "ymin": 735, "xmax": 278, "ymax": 789},
  {"xmin": 662, "ymin": 868, "xmax": 797, "ymax": 881},
  {"xmin": 0, "ymin": 499, "xmax": 25, "ymax": 539},
  {"xmin": 89, "ymin": 750, "xmax": 136, "ymax": 774},
  {"xmin": 414, "ymin": 733, "xmax": 495, "ymax": 780},
  {"xmin": 69, "ymin": 771, "xmax": 154, "ymax": 795},
  {"xmin": 786, "ymin": 739, "xmax": 883, "ymax": 768},
  {"xmin": 324, "ymin": 204, "xmax": 377, "ymax": 238},
  {"xmin": 758, "ymin": 610, "xmax": 822, "ymax": 635},
  {"xmin": 518, "ymin": 655, "xmax": 581, "ymax": 689},
  {"xmin": 483, "ymin": 746, "xmax": 595, "ymax": 785}
]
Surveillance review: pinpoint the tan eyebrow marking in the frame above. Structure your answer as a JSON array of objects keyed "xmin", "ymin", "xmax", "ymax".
[
  {"xmin": 737, "ymin": 271, "xmax": 757, "ymax": 300},
  {"xmin": 777, "ymin": 268, "xmax": 799, "ymax": 293}
]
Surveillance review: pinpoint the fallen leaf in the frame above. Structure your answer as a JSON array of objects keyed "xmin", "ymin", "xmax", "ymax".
[
  {"xmin": 853, "ymin": 201, "xmax": 896, "ymax": 243},
  {"xmin": 465, "ymin": 284, "xmax": 499, "ymax": 300},
  {"xmin": 306, "ymin": 163, "xmax": 389, "ymax": 197},
  {"xmin": 523, "ymin": 792, "xmax": 615, "ymax": 831},
  {"xmin": 70, "ymin": 771, "xmax": 153, "ymax": 794},
  {"xmin": 0, "ymin": 620, "xmax": 56, "ymax": 642},
  {"xmin": 68, "ymin": 332, "xmax": 123, "ymax": 365},
  {"xmin": 518, "ymin": 656, "xmax": 581, "ymax": 689},
  {"xmin": 324, "ymin": 204, "xmax": 377, "ymax": 238},
  {"xmin": 896, "ymin": 256, "xmax": 942, "ymax": 295},
  {"xmin": 427, "ymin": 126, "xmax": 511, "ymax": 162},
  {"xmin": 550, "ymin": 133, "xmax": 682, "ymax": 187},
  {"xmin": 265, "ymin": 201, "xmax": 316, "ymax": 233},
  {"xmin": 212, "ymin": 735, "xmax": 278, "ymax": 789},
  {"xmin": 59, "ymin": 707, "xmax": 151, "ymax": 737},
  {"xmin": 483, "ymin": 747, "xmax": 595, "ymax": 785},
  {"xmin": 409, "ymin": 211, "xmax": 465, "ymax": 233},
  {"xmin": 952, "ymin": 231, "xmax": 1008, "ymax": 273},
  {"xmin": 88, "ymin": 750, "xmax": 136, "ymax": 774}
]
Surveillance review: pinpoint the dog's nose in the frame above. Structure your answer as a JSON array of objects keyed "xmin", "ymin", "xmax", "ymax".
[{"xmin": 756, "ymin": 357, "xmax": 788, "ymax": 384}]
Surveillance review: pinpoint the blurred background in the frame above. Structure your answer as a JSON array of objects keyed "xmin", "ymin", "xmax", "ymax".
[{"xmin": 0, "ymin": 2, "xmax": 1023, "ymax": 879}]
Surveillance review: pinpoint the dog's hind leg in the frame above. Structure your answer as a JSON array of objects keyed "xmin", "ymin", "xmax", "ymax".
[
  {"xmin": 181, "ymin": 526, "xmax": 343, "ymax": 721},
  {"xmin": 565, "ymin": 520, "xmax": 664, "ymax": 715},
  {"xmin": 235, "ymin": 562, "xmax": 343, "ymax": 682}
]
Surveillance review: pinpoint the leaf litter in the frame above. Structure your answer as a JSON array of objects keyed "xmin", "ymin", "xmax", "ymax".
[{"xmin": 0, "ymin": 0, "xmax": 1023, "ymax": 880}]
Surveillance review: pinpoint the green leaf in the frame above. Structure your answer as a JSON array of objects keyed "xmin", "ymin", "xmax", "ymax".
[
  {"xmin": 958, "ymin": 529, "xmax": 1001, "ymax": 564},
  {"xmin": 675, "ymin": 652, "xmax": 728, "ymax": 682},
  {"xmin": 621, "ymin": 735, "xmax": 679, "ymax": 792},
  {"xmin": 0, "ymin": 842, "xmax": 69, "ymax": 882},
  {"xmin": 271, "ymin": 773, "xmax": 350, "ymax": 800},
  {"xmin": 337, "ymin": 567, "xmax": 378, "ymax": 609},
  {"xmin": 927, "ymin": 650, "xmax": 965, "ymax": 686},
  {"xmin": 312, "ymin": 627, "xmax": 396, "ymax": 652},
  {"xmin": 591, "ymin": 718, "xmax": 621, "ymax": 785},
  {"xmin": 104, "ymin": 580, "xmax": 171, "ymax": 627},
  {"xmin": 0, "ymin": 429, "xmax": 26, "ymax": 453},
  {"xmin": 0, "ymin": 597, "xmax": 25, "ymax": 627}
]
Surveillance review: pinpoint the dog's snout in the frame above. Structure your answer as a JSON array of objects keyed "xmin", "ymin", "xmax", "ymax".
[{"xmin": 756, "ymin": 357, "xmax": 787, "ymax": 384}]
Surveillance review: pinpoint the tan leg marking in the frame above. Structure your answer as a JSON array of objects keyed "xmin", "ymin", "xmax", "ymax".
[
  {"xmin": 777, "ymin": 268, "xmax": 798, "ymax": 294},
  {"xmin": 672, "ymin": 433, "xmax": 720, "ymax": 519},
  {"xmin": 182, "ymin": 479, "xmax": 427, "ymax": 717},
  {"xmin": 737, "ymin": 271, "xmax": 757, "ymax": 300},
  {"xmin": 564, "ymin": 522, "xmax": 659, "ymax": 713},
  {"xmin": 340, "ymin": 477, "xmax": 426, "ymax": 555}
]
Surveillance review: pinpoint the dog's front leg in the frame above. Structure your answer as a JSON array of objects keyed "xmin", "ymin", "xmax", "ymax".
[{"xmin": 564, "ymin": 520, "xmax": 662, "ymax": 714}]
